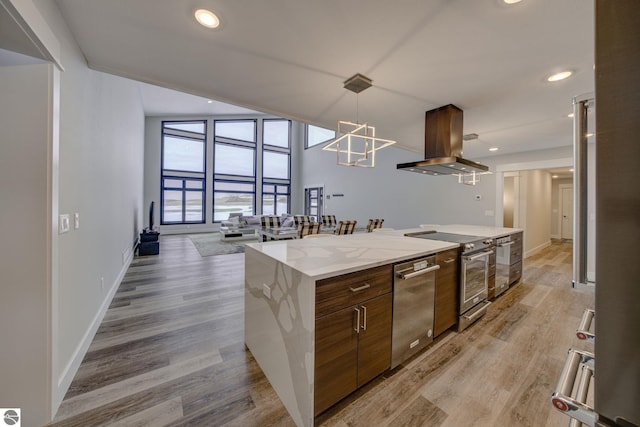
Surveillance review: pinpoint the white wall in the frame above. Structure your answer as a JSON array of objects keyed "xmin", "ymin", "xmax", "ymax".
[
  {"xmin": 301, "ymin": 144, "xmax": 499, "ymax": 229},
  {"xmin": 0, "ymin": 1, "xmax": 146, "ymax": 424},
  {"xmin": 518, "ymin": 170, "xmax": 552, "ymax": 256},
  {"xmin": 44, "ymin": 0, "xmax": 146, "ymax": 413},
  {"xmin": 0, "ymin": 63, "xmax": 54, "ymax": 427}
]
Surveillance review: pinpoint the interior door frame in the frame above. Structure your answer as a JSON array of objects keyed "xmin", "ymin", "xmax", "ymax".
[
  {"xmin": 304, "ymin": 186, "xmax": 324, "ymax": 221},
  {"xmin": 559, "ymin": 183, "xmax": 574, "ymax": 240}
]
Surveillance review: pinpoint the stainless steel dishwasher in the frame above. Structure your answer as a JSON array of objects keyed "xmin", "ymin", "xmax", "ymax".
[{"xmin": 391, "ymin": 255, "xmax": 440, "ymax": 368}]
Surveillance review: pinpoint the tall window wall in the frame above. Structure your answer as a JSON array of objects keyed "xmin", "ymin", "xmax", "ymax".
[
  {"xmin": 161, "ymin": 121, "xmax": 206, "ymax": 224},
  {"xmin": 213, "ymin": 120, "xmax": 257, "ymax": 221},
  {"xmin": 159, "ymin": 117, "xmax": 293, "ymax": 225},
  {"xmin": 262, "ymin": 119, "xmax": 291, "ymax": 215}
]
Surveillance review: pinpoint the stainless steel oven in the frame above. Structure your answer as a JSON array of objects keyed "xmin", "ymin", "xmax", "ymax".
[
  {"xmin": 406, "ymin": 231, "xmax": 493, "ymax": 332},
  {"xmin": 460, "ymin": 248, "xmax": 492, "ymax": 312}
]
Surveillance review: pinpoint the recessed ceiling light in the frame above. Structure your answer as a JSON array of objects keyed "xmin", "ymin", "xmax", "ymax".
[
  {"xmin": 489, "ymin": 147, "xmax": 499, "ymax": 152},
  {"xmin": 569, "ymin": 168, "xmax": 575, "ymax": 172},
  {"xmin": 568, "ymin": 113, "xmax": 575, "ymax": 118},
  {"xmin": 504, "ymin": 0, "xmax": 522, "ymax": 4},
  {"xmin": 547, "ymin": 70, "xmax": 573, "ymax": 82},
  {"xmin": 586, "ymin": 133, "xmax": 594, "ymax": 137},
  {"xmin": 552, "ymin": 175, "xmax": 559, "ymax": 179},
  {"xmin": 207, "ymin": 100, "xmax": 213, "ymax": 104},
  {"xmin": 195, "ymin": 9, "xmax": 220, "ymax": 29}
]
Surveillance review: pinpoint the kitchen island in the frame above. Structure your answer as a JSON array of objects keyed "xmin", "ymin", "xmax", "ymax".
[{"xmin": 244, "ymin": 233, "xmax": 457, "ymax": 427}]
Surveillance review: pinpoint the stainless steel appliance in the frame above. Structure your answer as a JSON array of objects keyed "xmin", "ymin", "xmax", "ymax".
[
  {"xmin": 407, "ymin": 232, "xmax": 493, "ymax": 332},
  {"xmin": 494, "ymin": 235, "xmax": 512, "ymax": 298},
  {"xmin": 391, "ymin": 255, "xmax": 439, "ymax": 368},
  {"xmin": 396, "ymin": 104, "xmax": 489, "ymax": 176}
]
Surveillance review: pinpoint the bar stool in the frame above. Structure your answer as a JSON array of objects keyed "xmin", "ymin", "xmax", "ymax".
[
  {"xmin": 298, "ymin": 222, "xmax": 320, "ymax": 238},
  {"xmin": 335, "ymin": 220, "xmax": 357, "ymax": 235},
  {"xmin": 366, "ymin": 218, "xmax": 384, "ymax": 232}
]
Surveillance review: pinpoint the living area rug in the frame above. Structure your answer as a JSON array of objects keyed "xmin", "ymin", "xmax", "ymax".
[{"xmin": 188, "ymin": 233, "xmax": 252, "ymax": 257}]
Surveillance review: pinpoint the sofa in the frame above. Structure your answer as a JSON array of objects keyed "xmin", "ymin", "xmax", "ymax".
[{"xmin": 220, "ymin": 213, "xmax": 295, "ymax": 236}]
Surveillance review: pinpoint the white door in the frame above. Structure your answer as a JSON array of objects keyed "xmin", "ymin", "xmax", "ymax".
[{"xmin": 561, "ymin": 186, "xmax": 574, "ymax": 240}]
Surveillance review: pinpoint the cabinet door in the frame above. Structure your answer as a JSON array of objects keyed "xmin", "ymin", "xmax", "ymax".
[
  {"xmin": 357, "ymin": 293, "xmax": 392, "ymax": 386},
  {"xmin": 434, "ymin": 249, "xmax": 459, "ymax": 336},
  {"xmin": 314, "ymin": 306, "xmax": 358, "ymax": 415}
]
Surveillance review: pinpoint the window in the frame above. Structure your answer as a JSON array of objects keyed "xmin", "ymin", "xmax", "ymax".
[
  {"xmin": 306, "ymin": 124, "xmax": 336, "ymax": 148},
  {"xmin": 262, "ymin": 184, "xmax": 290, "ymax": 216},
  {"xmin": 213, "ymin": 120, "xmax": 257, "ymax": 221},
  {"xmin": 162, "ymin": 177, "xmax": 205, "ymax": 223},
  {"xmin": 213, "ymin": 181, "xmax": 255, "ymax": 222},
  {"xmin": 159, "ymin": 117, "xmax": 296, "ymax": 225},
  {"xmin": 262, "ymin": 119, "xmax": 291, "ymax": 215},
  {"xmin": 264, "ymin": 119, "xmax": 290, "ymax": 148},
  {"xmin": 161, "ymin": 121, "xmax": 206, "ymax": 224}
]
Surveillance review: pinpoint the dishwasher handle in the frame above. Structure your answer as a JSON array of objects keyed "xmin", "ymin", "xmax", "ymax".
[{"xmin": 396, "ymin": 264, "xmax": 440, "ymax": 280}]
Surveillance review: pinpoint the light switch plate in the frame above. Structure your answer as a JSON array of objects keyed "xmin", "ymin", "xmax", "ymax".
[
  {"xmin": 59, "ymin": 214, "xmax": 70, "ymax": 234},
  {"xmin": 74, "ymin": 213, "xmax": 80, "ymax": 229}
]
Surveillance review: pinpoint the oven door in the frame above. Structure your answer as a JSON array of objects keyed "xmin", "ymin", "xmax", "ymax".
[{"xmin": 460, "ymin": 250, "xmax": 492, "ymax": 313}]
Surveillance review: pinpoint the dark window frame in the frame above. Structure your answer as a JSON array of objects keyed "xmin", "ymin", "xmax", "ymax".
[
  {"xmin": 160, "ymin": 120, "xmax": 207, "ymax": 225},
  {"xmin": 161, "ymin": 176, "xmax": 206, "ymax": 224},
  {"xmin": 213, "ymin": 119, "xmax": 258, "ymax": 222}
]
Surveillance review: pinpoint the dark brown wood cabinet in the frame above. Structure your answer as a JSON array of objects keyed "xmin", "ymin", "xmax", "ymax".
[
  {"xmin": 314, "ymin": 265, "xmax": 392, "ymax": 415},
  {"xmin": 509, "ymin": 232, "xmax": 523, "ymax": 284},
  {"xmin": 434, "ymin": 248, "xmax": 459, "ymax": 337}
]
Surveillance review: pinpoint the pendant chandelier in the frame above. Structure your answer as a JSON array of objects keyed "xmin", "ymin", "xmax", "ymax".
[{"xmin": 322, "ymin": 74, "xmax": 396, "ymax": 167}]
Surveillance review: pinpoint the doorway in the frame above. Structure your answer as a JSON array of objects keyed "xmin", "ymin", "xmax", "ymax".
[
  {"xmin": 560, "ymin": 184, "xmax": 574, "ymax": 240},
  {"xmin": 304, "ymin": 187, "xmax": 323, "ymax": 221}
]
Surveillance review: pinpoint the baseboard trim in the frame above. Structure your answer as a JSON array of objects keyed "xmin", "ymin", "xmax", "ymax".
[
  {"xmin": 524, "ymin": 240, "xmax": 552, "ymax": 259},
  {"xmin": 54, "ymin": 251, "xmax": 132, "ymax": 411}
]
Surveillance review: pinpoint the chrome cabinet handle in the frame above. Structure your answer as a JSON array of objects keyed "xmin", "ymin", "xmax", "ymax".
[
  {"xmin": 350, "ymin": 283, "xmax": 371, "ymax": 292},
  {"xmin": 443, "ymin": 258, "xmax": 456, "ymax": 263},
  {"xmin": 361, "ymin": 305, "xmax": 367, "ymax": 330},
  {"xmin": 354, "ymin": 307, "xmax": 360, "ymax": 333},
  {"xmin": 397, "ymin": 264, "xmax": 440, "ymax": 280},
  {"xmin": 498, "ymin": 241, "xmax": 514, "ymax": 247}
]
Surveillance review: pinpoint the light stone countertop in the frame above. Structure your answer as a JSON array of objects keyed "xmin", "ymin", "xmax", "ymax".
[
  {"xmin": 375, "ymin": 225, "xmax": 524, "ymax": 239},
  {"xmin": 245, "ymin": 232, "xmax": 458, "ymax": 280}
]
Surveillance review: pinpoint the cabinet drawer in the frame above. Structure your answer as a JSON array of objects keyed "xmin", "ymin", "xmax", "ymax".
[
  {"xmin": 316, "ymin": 265, "xmax": 392, "ymax": 317},
  {"xmin": 509, "ymin": 261, "xmax": 522, "ymax": 284},
  {"xmin": 436, "ymin": 248, "xmax": 459, "ymax": 273}
]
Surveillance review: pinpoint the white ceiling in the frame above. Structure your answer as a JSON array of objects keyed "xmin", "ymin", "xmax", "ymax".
[{"xmin": 54, "ymin": 0, "xmax": 594, "ymax": 159}]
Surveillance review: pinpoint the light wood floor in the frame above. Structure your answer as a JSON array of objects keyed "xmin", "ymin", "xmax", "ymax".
[{"xmin": 50, "ymin": 237, "xmax": 594, "ymax": 427}]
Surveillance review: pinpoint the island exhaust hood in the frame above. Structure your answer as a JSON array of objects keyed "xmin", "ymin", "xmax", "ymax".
[{"xmin": 397, "ymin": 104, "xmax": 489, "ymax": 175}]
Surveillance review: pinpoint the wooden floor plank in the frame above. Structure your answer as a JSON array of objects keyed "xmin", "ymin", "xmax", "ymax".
[{"xmin": 50, "ymin": 237, "xmax": 593, "ymax": 427}]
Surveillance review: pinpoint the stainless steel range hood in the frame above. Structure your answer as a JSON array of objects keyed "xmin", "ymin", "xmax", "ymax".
[{"xmin": 397, "ymin": 104, "xmax": 489, "ymax": 175}]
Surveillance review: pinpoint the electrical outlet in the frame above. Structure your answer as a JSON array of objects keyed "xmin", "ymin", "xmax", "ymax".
[
  {"xmin": 74, "ymin": 213, "xmax": 80, "ymax": 229},
  {"xmin": 262, "ymin": 284, "xmax": 271, "ymax": 299},
  {"xmin": 100, "ymin": 277, "xmax": 104, "ymax": 290}
]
